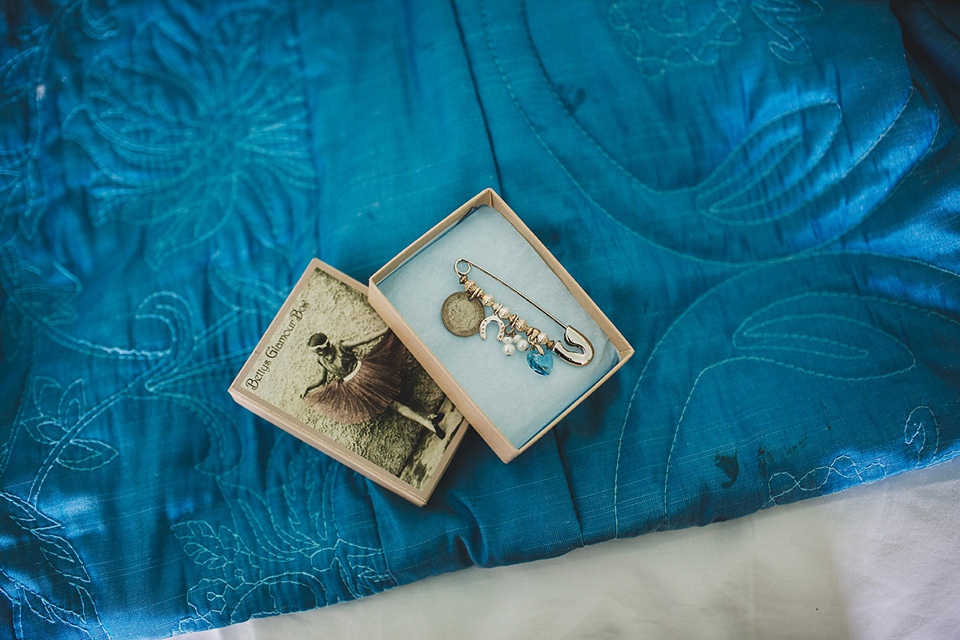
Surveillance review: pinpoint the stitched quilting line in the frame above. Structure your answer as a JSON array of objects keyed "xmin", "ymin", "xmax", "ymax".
[
  {"xmin": 5, "ymin": 369, "xmax": 141, "ymax": 640},
  {"xmin": 20, "ymin": 279, "xmax": 264, "ymax": 506},
  {"xmin": 2, "ymin": 2, "xmax": 63, "ymax": 240},
  {"xmin": 695, "ymin": 104, "xmax": 844, "ymax": 226},
  {"xmin": 904, "ymin": 405, "xmax": 940, "ymax": 463},
  {"xmin": 736, "ymin": 291, "xmax": 960, "ymax": 337},
  {"xmin": 766, "ymin": 453, "xmax": 888, "ymax": 505},
  {"xmin": 751, "ymin": 0, "xmax": 824, "ymax": 64},
  {"xmin": 607, "ymin": 0, "xmax": 743, "ymax": 78},
  {"xmin": 659, "ymin": 287, "xmax": 960, "ymax": 523},
  {"xmin": 0, "ymin": 1, "xmax": 119, "ymax": 241},
  {"xmin": 696, "ymin": 130, "xmax": 805, "ymax": 221},
  {"xmin": 660, "ymin": 342, "xmax": 918, "ymax": 507},
  {"xmin": 528, "ymin": 5, "xmax": 912, "ymax": 229},
  {"xmin": 735, "ymin": 323, "xmax": 870, "ymax": 359},
  {"xmin": 612, "ymin": 249, "xmax": 960, "ymax": 532},
  {"xmin": 0, "ymin": 283, "xmax": 240, "ymax": 638},
  {"xmin": 24, "ymin": 378, "xmax": 122, "ymax": 504},
  {"xmin": 607, "ymin": 0, "xmax": 822, "ymax": 74},
  {"xmin": 129, "ymin": 288, "xmax": 260, "ymax": 477},
  {"xmin": 0, "ymin": 7, "xmax": 124, "ymax": 635},
  {"xmin": 284, "ymin": 0, "xmax": 330, "ymax": 261},
  {"xmin": 660, "ymin": 334, "xmax": 919, "ymax": 525},
  {"xmin": 60, "ymin": 4, "xmax": 317, "ymax": 270},
  {"xmin": 0, "ymin": 242, "xmax": 169, "ymax": 360},
  {"xmin": 173, "ymin": 401, "xmax": 392, "ymax": 622},
  {"xmin": 523, "ymin": 0, "xmax": 841, "ymax": 201},
  {"xmin": 209, "ymin": 252, "xmax": 287, "ymax": 313},
  {"xmin": 2, "ymin": 492, "xmax": 109, "ymax": 639},
  {"xmin": 482, "ymin": 0, "xmax": 701, "ymax": 265},
  {"xmin": 450, "ymin": 0, "xmax": 505, "ymax": 193},
  {"xmin": 480, "ymin": 0, "xmax": 936, "ymax": 265},
  {"xmin": 734, "ymin": 311, "xmax": 915, "ymax": 364},
  {"xmin": 173, "ymin": 451, "xmax": 394, "ymax": 630}
]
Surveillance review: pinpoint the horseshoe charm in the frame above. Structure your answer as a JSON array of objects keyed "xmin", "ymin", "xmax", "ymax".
[
  {"xmin": 478, "ymin": 315, "xmax": 506, "ymax": 341},
  {"xmin": 551, "ymin": 325, "xmax": 594, "ymax": 366}
]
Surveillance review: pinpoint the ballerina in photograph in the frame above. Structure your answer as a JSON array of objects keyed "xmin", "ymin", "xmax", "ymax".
[
  {"xmin": 302, "ymin": 328, "xmax": 446, "ymax": 439},
  {"xmin": 232, "ymin": 262, "xmax": 467, "ymax": 501}
]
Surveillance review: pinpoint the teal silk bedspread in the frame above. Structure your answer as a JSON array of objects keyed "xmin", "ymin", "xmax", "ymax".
[{"xmin": 2, "ymin": 0, "xmax": 959, "ymax": 637}]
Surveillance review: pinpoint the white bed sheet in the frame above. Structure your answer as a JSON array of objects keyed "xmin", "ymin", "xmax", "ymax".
[{"xmin": 186, "ymin": 457, "xmax": 960, "ymax": 639}]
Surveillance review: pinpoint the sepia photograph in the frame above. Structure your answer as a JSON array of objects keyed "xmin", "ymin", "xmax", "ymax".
[{"xmin": 230, "ymin": 260, "xmax": 467, "ymax": 504}]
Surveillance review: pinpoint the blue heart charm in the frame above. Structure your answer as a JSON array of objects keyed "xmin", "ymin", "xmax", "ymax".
[{"xmin": 527, "ymin": 349, "xmax": 554, "ymax": 376}]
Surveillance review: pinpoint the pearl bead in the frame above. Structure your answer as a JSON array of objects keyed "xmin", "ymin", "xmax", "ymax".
[
  {"xmin": 502, "ymin": 335, "xmax": 514, "ymax": 344},
  {"xmin": 515, "ymin": 338, "xmax": 529, "ymax": 352},
  {"xmin": 502, "ymin": 343, "xmax": 516, "ymax": 356}
]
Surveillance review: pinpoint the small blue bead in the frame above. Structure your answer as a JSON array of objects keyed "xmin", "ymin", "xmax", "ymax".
[{"xmin": 527, "ymin": 349, "xmax": 553, "ymax": 376}]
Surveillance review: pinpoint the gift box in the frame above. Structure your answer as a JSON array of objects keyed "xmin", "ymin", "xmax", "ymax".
[
  {"xmin": 230, "ymin": 189, "xmax": 633, "ymax": 504},
  {"xmin": 369, "ymin": 189, "xmax": 634, "ymax": 462}
]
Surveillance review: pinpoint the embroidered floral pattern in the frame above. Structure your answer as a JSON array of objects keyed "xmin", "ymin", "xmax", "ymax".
[
  {"xmin": 0, "ymin": 491, "xmax": 109, "ymax": 640},
  {"xmin": 0, "ymin": 0, "xmax": 117, "ymax": 241},
  {"xmin": 0, "ymin": 246, "xmax": 283, "ymax": 636},
  {"xmin": 608, "ymin": 0, "xmax": 742, "ymax": 78},
  {"xmin": 173, "ymin": 440, "xmax": 395, "ymax": 633},
  {"xmin": 66, "ymin": 4, "xmax": 317, "ymax": 269},
  {"xmin": 134, "ymin": 261, "xmax": 284, "ymax": 477},
  {"xmin": 0, "ymin": 374, "xmax": 119, "ymax": 639},
  {"xmin": 607, "ymin": 0, "xmax": 822, "ymax": 77}
]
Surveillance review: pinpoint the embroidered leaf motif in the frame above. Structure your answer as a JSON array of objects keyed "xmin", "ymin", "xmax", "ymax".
[
  {"xmin": 14, "ymin": 377, "xmax": 120, "ymax": 479},
  {"xmin": 733, "ymin": 293, "xmax": 917, "ymax": 380},
  {"xmin": 0, "ymin": 492, "xmax": 108, "ymax": 639},
  {"xmin": 613, "ymin": 252, "xmax": 960, "ymax": 533},
  {"xmin": 172, "ymin": 521, "xmax": 239, "ymax": 571},
  {"xmin": 0, "ymin": 1, "xmax": 119, "ymax": 240},
  {"xmin": 21, "ymin": 418, "xmax": 64, "ymax": 446},
  {"xmin": 173, "ymin": 439, "xmax": 395, "ymax": 630},
  {"xmin": 56, "ymin": 438, "xmax": 118, "ymax": 471},
  {"xmin": 224, "ymin": 483, "xmax": 299, "ymax": 563},
  {"xmin": 208, "ymin": 255, "xmax": 285, "ymax": 317},
  {"xmin": 20, "ymin": 377, "xmax": 69, "ymax": 445},
  {"xmin": 0, "ymin": 45, "xmax": 41, "ymax": 238},
  {"xmin": 57, "ymin": 379, "xmax": 85, "ymax": 428},
  {"xmin": 694, "ymin": 102, "xmax": 841, "ymax": 226}
]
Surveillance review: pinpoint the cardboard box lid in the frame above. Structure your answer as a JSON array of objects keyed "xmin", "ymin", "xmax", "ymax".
[{"xmin": 229, "ymin": 258, "xmax": 469, "ymax": 505}]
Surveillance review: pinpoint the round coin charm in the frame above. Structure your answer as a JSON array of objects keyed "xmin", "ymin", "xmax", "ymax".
[{"xmin": 441, "ymin": 291, "xmax": 485, "ymax": 337}]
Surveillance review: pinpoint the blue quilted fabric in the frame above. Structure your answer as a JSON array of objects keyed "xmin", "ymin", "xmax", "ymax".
[{"xmin": 2, "ymin": 0, "xmax": 959, "ymax": 637}]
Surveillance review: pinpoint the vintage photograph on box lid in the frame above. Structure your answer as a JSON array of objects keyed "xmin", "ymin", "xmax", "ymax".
[{"xmin": 230, "ymin": 261, "xmax": 466, "ymax": 502}]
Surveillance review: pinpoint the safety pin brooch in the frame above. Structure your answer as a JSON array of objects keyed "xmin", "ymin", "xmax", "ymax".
[{"xmin": 440, "ymin": 258, "xmax": 594, "ymax": 376}]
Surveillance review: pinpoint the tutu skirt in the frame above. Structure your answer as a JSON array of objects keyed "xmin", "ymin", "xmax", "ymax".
[{"xmin": 303, "ymin": 331, "xmax": 406, "ymax": 424}]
